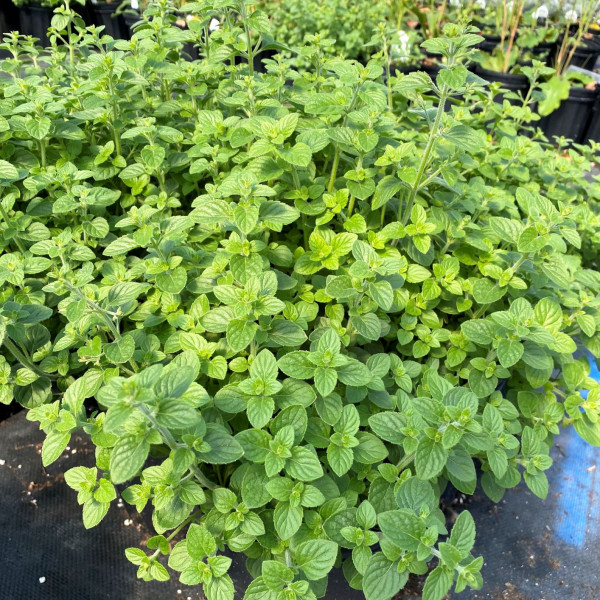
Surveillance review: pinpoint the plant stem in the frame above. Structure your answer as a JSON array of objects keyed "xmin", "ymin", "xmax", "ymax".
[
  {"xmin": 397, "ymin": 451, "xmax": 415, "ymax": 472},
  {"xmin": 3, "ymin": 338, "xmax": 59, "ymax": 379},
  {"xmin": 327, "ymin": 83, "xmax": 362, "ymax": 192},
  {"xmin": 401, "ymin": 82, "xmax": 449, "ymax": 226},
  {"xmin": 0, "ymin": 204, "xmax": 26, "ymax": 253},
  {"xmin": 327, "ymin": 148, "xmax": 340, "ymax": 193},
  {"xmin": 137, "ymin": 404, "xmax": 216, "ymax": 490}
]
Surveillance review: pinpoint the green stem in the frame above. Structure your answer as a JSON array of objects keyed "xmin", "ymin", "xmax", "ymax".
[
  {"xmin": 149, "ymin": 510, "xmax": 202, "ymax": 560},
  {"xmin": 327, "ymin": 83, "xmax": 362, "ymax": 192},
  {"xmin": 401, "ymin": 82, "xmax": 449, "ymax": 226},
  {"xmin": 137, "ymin": 404, "xmax": 217, "ymax": 490},
  {"xmin": 66, "ymin": 282, "xmax": 139, "ymax": 374},
  {"xmin": 327, "ymin": 148, "xmax": 340, "ymax": 193},
  {"xmin": 39, "ymin": 140, "xmax": 46, "ymax": 169},
  {"xmin": 397, "ymin": 451, "xmax": 415, "ymax": 472},
  {"xmin": 347, "ymin": 195, "xmax": 355, "ymax": 218},
  {"xmin": 3, "ymin": 338, "xmax": 59, "ymax": 379},
  {"xmin": 0, "ymin": 204, "xmax": 26, "ymax": 253}
]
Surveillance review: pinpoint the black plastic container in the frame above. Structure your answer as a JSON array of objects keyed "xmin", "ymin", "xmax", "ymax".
[
  {"xmin": 419, "ymin": 60, "xmax": 441, "ymax": 80},
  {"xmin": 174, "ymin": 12, "xmax": 198, "ymax": 60},
  {"xmin": 562, "ymin": 36, "xmax": 600, "ymax": 70},
  {"xmin": 91, "ymin": 2, "xmax": 129, "ymax": 40},
  {"xmin": 475, "ymin": 65, "xmax": 529, "ymax": 103},
  {"xmin": 477, "ymin": 33, "xmax": 501, "ymax": 53},
  {"xmin": 0, "ymin": 2, "xmax": 20, "ymax": 37},
  {"xmin": 531, "ymin": 39, "xmax": 557, "ymax": 61},
  {"xmin": 19, "ymin": 4, "xmax": 53, "ymax": 46},
  {"xmin": 0, "ymin": 1, "xmax": 20, "ymax": 58},
  {"xmin": 583, "ymin": 96, "xmax": 600, "ymax": 143},
  {"xmin": 122, "ymin": 10, "xmax": 140, "ymax": 36},
  {"xmin": 539, "ymin": 85, "xmax": 599, "ymax": 144}
]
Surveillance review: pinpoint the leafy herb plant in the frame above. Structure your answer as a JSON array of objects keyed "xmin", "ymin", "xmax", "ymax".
[{"xmin": 2, "ymin": 2, "xmax": 600, "ymax": 600}]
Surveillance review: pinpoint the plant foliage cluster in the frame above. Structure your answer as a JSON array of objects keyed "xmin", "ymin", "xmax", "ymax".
[{"xmin": 2, "ymin": 2, "xmax": 600, "ymax": 600}]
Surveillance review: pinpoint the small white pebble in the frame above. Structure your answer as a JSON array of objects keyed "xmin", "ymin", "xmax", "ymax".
[
  {"xmin": 66, "ymin": 446, "xmax": 70, "ymax": 451},
  {"xmin": 124, "ymin": 519, "xmax": 132, "ymax": 526},
  {"xmin": 39, "ymin": 577, "xmax": 46, "ymax": 584},
  {"xmin": 71, "ymin": 449, "xmax": 77, "ymax": 455},
  {"xmin": 17, "ymin": 464, "xmax": 22, "ymax": 469},
  {"xmin": 27, "ymin": 491, "xmax": 31, "ymax": 496},
  {"xmin": 0, "ymin": 459, "xmax": 5, "ymax": 466},
  {"xmin": 31, "ymin": 499, "xmax": 38, "ymax": 506},
  {"xmin": 177, "ymin": 591, "xmax": 182, "ymax": 595}
]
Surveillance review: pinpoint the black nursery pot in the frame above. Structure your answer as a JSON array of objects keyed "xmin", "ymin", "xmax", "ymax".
[
  {"xmin": 0, "ymin": 1, "xmax": 20, "ymax": 36},
  {"xmin": 583, "ymin": 95, "xmax": 600, "ymax": 143},
  {"xmin": 19, "ymin": 4, "xmax": 53, "ymax": 46},
  {"xmin": 539, "ymin": 85, "xmax": 599, "ymax": 144},
  {"xmin": 122, "ymin": 10, "xmax": 140, "ymax": 37},
  {"xmin": 91, "ymin": 2, "xmax": 130, "ymax": 40},
  {"xmin": 531, "ymin": 39, "xmax": 557, "ymax": 61},
  {"xmin": 475, "ymin": 66, "xmax": 529, "ymax": 103},
  {"xmin": 566, "ymin": 37, "xmax": 600, "ymax": 70},
  {"xmin": 477, "ymin": 33, "xmax": 501, "ymax": 53},
  {"xmin": 419, "ymin": 60, "xmax": 441, "ymax": 79}
]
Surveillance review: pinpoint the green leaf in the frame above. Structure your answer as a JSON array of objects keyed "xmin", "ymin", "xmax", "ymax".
[
  {"xmin": 82, "ymin": 498, "xmax": 110, "ymax": 529},
  {"xmin": 350, "ymin": 313, "xmax": 381, "ymax": 340},
  {"xmin": 472, "ymin": 278, "xmax": 505, "ymax": 305},
  {"xmin": 278, "ymin": 142, "xmax": 312, "ymax": 167},
  {"xmin": 295, "ymin": 539, "xmax": 337, "ymax": 580},
  {"xmin": 26, "ymin": 117, "xmax": 51, "ymax": 140},
  {"xmin": 261, "ymin": 561, "xmax": 294, "ymax": 591},
  {"xmin": 422, "ymin": 566, "xmax": 453, "ymax": 600},
  {"xmin": 141, "ymin": 145, "xmax": 166, "ymax": 170},
  {"xmin": 314, "ymin": 367, "xmax": 337, "ymax": 396},
  {"xmin": 0, "ymin": 160, "xmax": 19, "ymax": 181},
  {"xmin": 109, "ymin": 435, "xmax": 150, "ymax": 484},
  {"xmin": 278, "ymin": 352, "xmax": 316, "ymax": 379},
  {"xmin": 187, "ymin": 523, "xmax": 216, "ymax": 559},
  {"xmin": 104, "ymin": 334, "xmax": 135, "ymax": 364},
  {"xmin": 497, "ymin": 339, "xmax": 524, "ymax": 368},
  {"xmin": 227, "ymin": 319, "xmax": 258, "ymax": 352},
  {"xmin": 42, "ymin": 431, "xmax": 70, "ymax": 466},
  {"xmin": 378, "ymin": 509, "xmax": 425, "ymax": 551},
  {"xmin": 372, "ymin": 176, "xmax": 403, "ymax": 210},
  {"xmin": 443, "ymin": 124, "xmax": 481, "ymax": 151},
  {"xmin": 197, "ymin": 424, "xmax": 244, "ymax": 464},
  {"xmin": 273, "ymin": 501, "xmax": 302, "ymax": 540},
  {"xmin": 449, "ymin": 510, "xmax": 476, "ymax": 555},
  {"xmin": 538, "ymin": 76, "xmax": 570, "ymax": 116},
  {"xmin": 363, "ymin": 553, "xmax": 408, "ymax": 600},
  {"xmin": 524, "ymin": 470, "xmax": 548, "ymax": 499},
  {"xmin": 156, "ymin": 267, "xmax": 187, "ymax": 294},
  {"xmin": 327, "ymin": 444, "xmax": 354, "ymax": 476},
  {"xmin": 286, "ymin": 446, "xmax": 323, "ymax": 481},
  {"xmin": 415, "ymin": 437, "xmax": 447, "ymax": 479}
]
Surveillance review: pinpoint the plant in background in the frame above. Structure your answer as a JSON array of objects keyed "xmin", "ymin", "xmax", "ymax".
[
  {"xmin": 3, "ymin": 2, "xmax": 600, "ymax": 600},
  {"xmin": 473, "ymin": 0, "xmax": 526, "ymax": 73},
  {"xmin": 538, "ymin": 0, "xmax": 600, "ymax": 114},
  {"xmin": 258, "ymin": 0, "xmax": 388, "ymax": 67}
]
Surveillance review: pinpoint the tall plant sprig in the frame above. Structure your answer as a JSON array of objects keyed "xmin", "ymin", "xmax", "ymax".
[{"xmin": 395, "ymin": 24, "xmax": 483, "ymax": 226}]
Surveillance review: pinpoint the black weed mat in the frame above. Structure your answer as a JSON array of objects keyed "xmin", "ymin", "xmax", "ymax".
[{"xmin": 1, "ymin": 411, "xmax": 599, "ymax": 600}]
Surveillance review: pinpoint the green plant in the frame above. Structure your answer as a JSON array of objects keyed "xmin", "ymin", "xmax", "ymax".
[
  {"xmin": 258, "ymin": 0, "xmax": 388, "ymax": 67},
  {"xmin": 537, "ymin": 0, "xmax": 600, "ymax": 115},
  {"xmin": 2, "ymin": 2, "xmax": 600, "ymax": 600}
]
